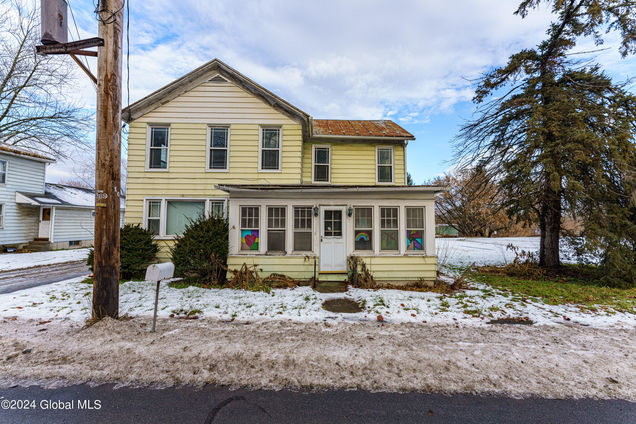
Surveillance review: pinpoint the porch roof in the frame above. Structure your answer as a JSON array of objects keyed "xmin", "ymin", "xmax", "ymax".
[
  {"xmin": 216, "ymin": 184, "xmax": 447, "ymax": 195},
  {"xmin": 15, "ymin": 183, "xmax": 126, "ymax": 209}
]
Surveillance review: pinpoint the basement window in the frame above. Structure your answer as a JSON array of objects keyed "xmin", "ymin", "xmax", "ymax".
[{"xmin": 69, "ymin": 240, "xmax": 81, "ymax": 247}]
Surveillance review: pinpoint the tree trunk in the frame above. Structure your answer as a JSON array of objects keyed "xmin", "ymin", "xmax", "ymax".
[{"xmin": 539, "ymin": 183, "xmax": 561, "ymax": 268}]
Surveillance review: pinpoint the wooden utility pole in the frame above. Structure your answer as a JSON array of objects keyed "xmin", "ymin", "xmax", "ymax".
[{"xmin": 92, "ymin": 0, "xmax": 124, "ymax": 319}]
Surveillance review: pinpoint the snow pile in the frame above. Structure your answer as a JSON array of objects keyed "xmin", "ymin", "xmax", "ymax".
[
  {"xmin": 0, "ymin": 249, "xmax": 90, "ymax": 271},
  {"xmin": 0, "ymin": 277, "xmax": 632, "ymax": 328},
  {"xmin": 0, "ymin": 318, "xmax": 634, "ymax": 399}
]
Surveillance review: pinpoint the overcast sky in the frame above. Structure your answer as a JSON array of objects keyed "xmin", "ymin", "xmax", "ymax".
[{"xmin": 47, "ymin": 0, "xmax": 635, "ymax": 184}]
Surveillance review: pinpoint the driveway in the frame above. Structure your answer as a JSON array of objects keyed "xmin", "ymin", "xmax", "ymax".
[
  {"xmin": 0, "ymin": 384, "xmax": 633, "ymax": 424},
  {"xmin": 0, "ymin": 261, "xmax": 89, "ymax": 294}
]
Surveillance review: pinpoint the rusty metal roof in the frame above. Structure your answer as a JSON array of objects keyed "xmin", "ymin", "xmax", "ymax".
[
  {"xmin": 312, "ymin": 119, "xmax": 414, "ymax": 140},
  {"xmin": 0, "ymin": 144, "xmax": 55, "ymax": 162}
]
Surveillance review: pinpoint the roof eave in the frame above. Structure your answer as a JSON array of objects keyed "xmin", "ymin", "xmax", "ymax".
[{"xmin": 310, "ymin": 134, "xmax": 413, "ymax": 142}]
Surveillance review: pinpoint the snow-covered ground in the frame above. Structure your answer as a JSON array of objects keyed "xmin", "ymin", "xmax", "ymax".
[
  {"xmin": 436, "ymin": 236, "xmax": 587, "ymax": 268},
  {"xmin": 1, "ymin": 317, "xmax": 634, "ymax": 399},
  {"xmin": 0, "ymin": 249, "xmax": 90, "ymax": 271},
  {"xmin": 0, "ymin": 275, "xmax": 632, "ymax": 328}
]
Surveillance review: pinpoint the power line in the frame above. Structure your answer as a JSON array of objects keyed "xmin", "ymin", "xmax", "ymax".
[{"xmin": 66, "ymin": 0, "xmax": 96, "ymax": 89}]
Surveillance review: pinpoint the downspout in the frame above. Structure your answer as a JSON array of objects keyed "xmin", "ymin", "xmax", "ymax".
[{"xmin": 404, "ymin": 140, "xmax": 408, "ymax": 184}]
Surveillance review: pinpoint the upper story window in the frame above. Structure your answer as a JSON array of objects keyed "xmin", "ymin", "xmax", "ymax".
[
  {"xmin": 260, "ymin": 127, "xmax": 281, "ymax": 171},
  {"xmin": 0, "ymin": 160, "xmax": 7, "ymax": 184},
  {"xmin": 376, "ymin": 147, "xmax": 394, "ymax": 183},
  {"xmin": 208, "ymin": 127, "xmax": 229, "ymax": 171},
  {"xmin": 147, "ymin": 126, "xmax": 170, "ymax": 169},
  {"xmin": 313, "ymin": 146, "xmax": 330, "ymax": 182}
]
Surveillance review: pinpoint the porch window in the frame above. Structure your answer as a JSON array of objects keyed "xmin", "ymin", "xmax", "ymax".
[
  {"xmin": 240, "ymin": 206, "xmax": 260, "ymax": 251},
  {"xmin": 208, "ymin": 127, "xmax": 229, "ymax": 170},
  {"xmin": 376, "ymin": 147, "xmax": 393, "ymax": 183},
  {"xmin": 380, "ymin": 207, "xmax": 398, "ymax": 251},
  {"xmin": 0, "ymin": 160, "xmax": 6, "ymax": 184},
  {"xmin": 146, "ymin": 200, "xmax": 161, "ymax": 235},
  {"xmin": 313, "ymin": 146, "xmax": 330, "ymax": 182},
  {"xmin": 166, "ymin": 200, "xmax": 205, "ymax": 236},
  {"xmin": 293, "ymin": 206, "xmax": 312, "ymax": 251},
  {"xmin": 260, "ymin": 127, "xmax": 281, "ymax": 171},
  {"xmin": 406, "ymin": 207, "xmax": 425, "ymax": 251},
  {"xmin": 0, "ymin": 204, "xmax": 4, "ymax": 228},
  {"xmin": 354, "ymin": 207, "xmax": 373, "ymax": 251},
  {"xmin": 267, "ymin": 207, "xmax": 286, "ymax": 253},
  {"xmin": 210, "ymin": 200, "xmax": 225, "ymax": 219},
  {"xmin": 148, "ymin": 126, "xmax": 169, "ymax": 169}
]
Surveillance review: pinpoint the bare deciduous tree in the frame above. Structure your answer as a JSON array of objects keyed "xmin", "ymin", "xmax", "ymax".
[{"xmin": 0, "ymin": 0, "xmax": 91, "ymax": 157}]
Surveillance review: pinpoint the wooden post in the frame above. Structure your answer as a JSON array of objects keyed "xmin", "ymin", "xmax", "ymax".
[{"xmin": 92, "ymin": 0, "xmax": 124, "ymax": 319}]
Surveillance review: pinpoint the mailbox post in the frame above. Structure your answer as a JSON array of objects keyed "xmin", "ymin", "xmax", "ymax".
[{"xmin": 145, "ymin": 263, "xmax": 175, "ymax": 332}]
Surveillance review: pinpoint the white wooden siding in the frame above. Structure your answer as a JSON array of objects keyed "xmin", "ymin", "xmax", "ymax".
[
  {"xmin": 51, "ymin": 208, "xmax": 94, "ymax": 242},
  {"xmin": 0, "ymin": 153, "xmax": 47, "ymax": 245}
]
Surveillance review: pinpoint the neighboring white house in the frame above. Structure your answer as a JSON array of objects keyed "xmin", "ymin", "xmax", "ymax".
[{"xmin": 0, "ymin": 145, "xmax": 125, "ymax": 251}]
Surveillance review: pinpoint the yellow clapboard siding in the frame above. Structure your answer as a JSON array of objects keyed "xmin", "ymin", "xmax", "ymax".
[
  {"xmin": 136, "ymin": 82, "xmax": 298, "ymax": 124},
  {"xmin": 302, "ymin": 142, "xmax": 406, "ymax": 185}
]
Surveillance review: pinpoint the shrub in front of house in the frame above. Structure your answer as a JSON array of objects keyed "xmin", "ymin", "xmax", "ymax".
[
  {"xmin": 87, "ymin": 224, "xmax": 159, "ymax": 280},
  {"xmin": 170, "ymin": 215, "xmax": 229, "ymax": 284}
]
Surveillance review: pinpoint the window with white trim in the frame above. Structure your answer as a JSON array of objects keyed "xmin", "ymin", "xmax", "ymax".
[
  {"xmin": 145, "ymin": 199, "xmax": 223, "ymax": 236},
  {"xmin": 380, "ymin": 207, "xmax": 398, "ymax": 251},
  {"xmin": 377, "ymin": 147, "xmax": 393, "ymax": 183},
  {"xmin": 267, "ymin": 206, "xmax": 286, "ymax": 253},
  {"xmin": 0, "ymin": 204, "xmax": 4, "ymax": 228},
  {"xmin": 166, "ymin": 200, "xmax": 205, "ymax": 236},
  {"xmin": 260, "ymin": 127, "xmax": 281, "ymax": 170},
  {"xmin": 313, "ymin": 146, "xmax": 330, "ymax": 182},
  {"xmin": 240, "ymin": 206, "xmax": 260, "ymax": 251},
  {"xmin": 210, "ymin": 200, "xmax": 225, "ymax": 219},
  {"xmin": 406, "ymin": 207, "xmax": 425, "ymax": 251},
  {"xmin": 293, "ymin": 206, "xmax": 312, "ymax": 251},
  {"xmin": 148, "ymin": 126, "xmax": 169, "ymax": 169},
  {"xmin": 208, "ymin": 127, "xmax": 229, "ymax": 170},
  {"xmin": 146, "ymin": 200, "xmax": 161, "ymax": 235},
  {"xmin": 0, "ymin": 160, "xmax": 7, "ymax": 184},
  {"xmin": 354, "ymin": 207, "xmax": 373, "ymax": 251}
]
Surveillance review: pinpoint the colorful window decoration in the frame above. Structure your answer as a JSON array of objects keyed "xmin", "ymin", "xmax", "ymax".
[
  {"xmin": 406, "ymin": 230, "xmax": 423, "ymax": 251},
  {"xmin": 241, "ymin": 229, "xmax": 259, "ymax": 250}
]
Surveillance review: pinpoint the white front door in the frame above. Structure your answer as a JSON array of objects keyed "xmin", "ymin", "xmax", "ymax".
[
  {"xmin": 38, "ymin": 207, "xmax": 52, "ymax": 239},
  {"xmin": 319, "ymin": 206, "xmax": 346, "ymax": 272}
]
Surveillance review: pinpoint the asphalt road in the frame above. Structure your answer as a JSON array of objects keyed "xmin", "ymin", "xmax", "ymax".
[
  {"xmin": 0, "ymin": 261, "xmax": 89, "ymax": 294},
  {"xmin": 0, "ymin": 384, "xmax": 633, "ymax": 424}
]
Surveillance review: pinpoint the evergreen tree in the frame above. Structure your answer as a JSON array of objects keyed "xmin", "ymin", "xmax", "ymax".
[{"xmin": 455, "ymin": 0, "xmax": 636, "ymax": 274}]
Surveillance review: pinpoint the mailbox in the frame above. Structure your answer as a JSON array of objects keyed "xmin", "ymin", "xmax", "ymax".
[
  {"xmin": 40, "ymin": 0, "xmax": 68, "ymax": 45},
  {"xmin": 145, "ymin": 262, "xmax": 175, "ymax": 332},
  {"xmin": 145, "ymin": 262, "xmax": 175, "ymax": 282}
]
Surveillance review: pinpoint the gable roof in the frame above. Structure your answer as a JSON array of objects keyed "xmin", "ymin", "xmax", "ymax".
[
  {"xmin": 312, "ymin": 119, "xmax": 414, "ymax": 140},
  {"xmin": 121, "ymin": 58, "xmax": 311, "ymax": 139},
  {"xmin": 0, "ymin": 144, "xmax": 55, "ymax": 163}
]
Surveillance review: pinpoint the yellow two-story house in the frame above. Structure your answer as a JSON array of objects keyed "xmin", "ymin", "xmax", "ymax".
[{"xmin": 123, "ymin": 59, "xmax": 444, "ymax": 283}]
